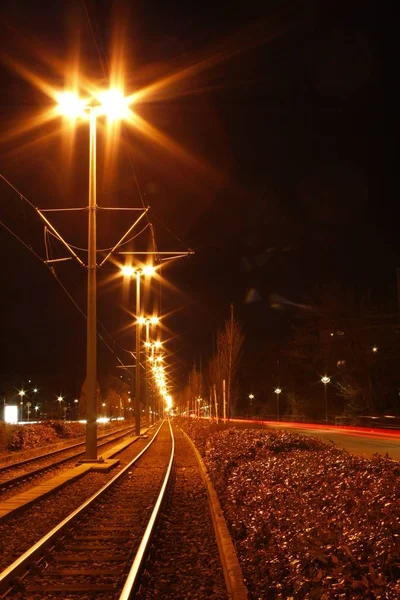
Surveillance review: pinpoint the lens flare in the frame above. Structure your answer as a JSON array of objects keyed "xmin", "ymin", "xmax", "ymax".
[
  {"xmin": 97, "ymin": 88, "xmax": 130, "ymax": 121},
  {"xmin": 56, "ymin": 91, "xmax": 86, "ymax": 119}
]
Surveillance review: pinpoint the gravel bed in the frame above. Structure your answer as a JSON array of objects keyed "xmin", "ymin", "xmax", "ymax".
[
  {"xmin": 139, "ymin": 425, "xmax": 229, "ymax": 600},
  {"xmin": 0, "ymin": 429, "xmax": 136, "ymax": 501},
  {"xmin": 178, "ymin": 419, "xmax": 400, "ymax": 599},
  {"xmin": 7, "ymin": 425, "xmax": 172, "ymax": 600},
  {"xmin": 0, "ymin": 431, "xmax": 153, "ymax": 573}
]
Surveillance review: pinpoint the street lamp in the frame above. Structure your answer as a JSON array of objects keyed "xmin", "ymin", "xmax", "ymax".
[
  {"xmin": 248, "ymin": 393, "xmax": 254, "ymax": 416},
  {"xmin": 18, "ymin": 390, "xmax": 25, "ymax": 422},
  {"xmin": 274, "ymin": 387, "xmax": 282, "ymax": 421},
  {"xmin": 143, "ymin": 316, "xmax": 159, "ymax": 427},
  {"xmin": 121, "ymin": 264, "xmax": 156, "ymax": 435},
  {"xmin": 57, "ymin": 395, "xmax": 64, "ymax": 419},
  {"xmin": 321, "ymin": 376, "xmax": 331, "ymax": 423},
  {"xmin": 57, "ymin": 89, "xmax": 129, "ymax": 460},
  {"xmin": 74, "ymin": 398, "xmax": 79, "ymax": 421}
]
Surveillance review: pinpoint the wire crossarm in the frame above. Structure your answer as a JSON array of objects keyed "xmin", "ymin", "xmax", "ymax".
[
  {"xmin": 98, "ymin": 207, "xmax": 149, "ymax": 267},
  {"xmin": 36, "ymin": 207, "xmax": 85, "ymax": 267}
]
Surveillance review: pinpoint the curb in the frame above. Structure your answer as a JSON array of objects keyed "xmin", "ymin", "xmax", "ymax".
[{"xmin": 179, "ymin": 427, "xmax": 248, "ymax": 600}]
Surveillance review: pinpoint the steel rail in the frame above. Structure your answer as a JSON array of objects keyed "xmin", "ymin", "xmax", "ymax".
[
  {"xmin": 0, "ymin": 426, "xmax": 137, "ymax": 493},
  {"xmin": 118, "ymin": 418, "xmax": 175, "ymax": 600},
  {"xmin": 0, "ymin": 419, "xmax": 165, "ymax": 595},
  {"xmin": 0, "ymin": 424, "xmax": 136, "ymax": 474}
]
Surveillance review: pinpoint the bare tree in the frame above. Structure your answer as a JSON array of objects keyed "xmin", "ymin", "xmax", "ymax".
[{"xmin": 216, "ymin": 304, "xmax": 245, "ymax": 419}]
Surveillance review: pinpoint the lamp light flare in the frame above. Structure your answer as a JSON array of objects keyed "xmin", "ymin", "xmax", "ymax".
[
  {"xmin": 274, "ymin": 387, "xmax": 282, "ymax": 395},
  {"xmin": 165, "ymin": 394, "xmax": 173, "ymax": 411},
  {"xmin": 121, "ymin": 265, "xmax": 135, "ymax": 277},
  {"xmin": 142, "ymin": 264, "xmax": 155, "ymax": 277},
  {"xmin": 56, "ymin": 91, "xmax": 86, "ymax": 119},
  {"xmin": 97, "ymin": 88, "xmax": 130, "ymax": 121},
  {"xmin": 321, "ymin": 376, "xmax": 330, "ymax": 385}
]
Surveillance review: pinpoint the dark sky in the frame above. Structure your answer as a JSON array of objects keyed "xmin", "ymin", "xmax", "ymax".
[{"xmin": 0, "ymin": 0, "xmax": 393, "ymax": 396}]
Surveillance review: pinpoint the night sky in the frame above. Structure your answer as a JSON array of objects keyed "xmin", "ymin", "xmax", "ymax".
[{"xmin": 0, "ymin": 0, "xmax": 393, "ymax": 397}]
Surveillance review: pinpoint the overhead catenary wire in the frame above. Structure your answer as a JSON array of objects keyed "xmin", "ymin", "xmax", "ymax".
[
  {"xmin": 151, "ymin": 210, "xmax": 194, "ymax": 253},
  {"xmin": 81, "ymin": 0, "xmax": 110, "ymax": 80},
  {"xmin": 0, "ymin": 175, "xmax": 127, "ymax": 368},
  {"xmin": 45, "ymin": 221, "xmax": 151, "ymax": 253}
]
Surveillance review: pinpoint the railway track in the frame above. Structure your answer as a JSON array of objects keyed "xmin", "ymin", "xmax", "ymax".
[
  {"xmin": 0, "ymin": 420, "xmax": 173, "ymax": 599},
  {"xmin": 0, "ymin": 425, "xmax": 137, "ymax": 495},
  {"xmin": 0, "ymin": 420, "xmax": 246, "ymax": 599}
]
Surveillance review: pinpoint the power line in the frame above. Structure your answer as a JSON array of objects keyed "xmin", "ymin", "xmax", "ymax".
[{"xmin": 0, "ymin": 175, "xmax": 127, "ymax": 367}]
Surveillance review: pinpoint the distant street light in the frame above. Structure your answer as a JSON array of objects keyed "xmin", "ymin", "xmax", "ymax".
[
  {"xmin": 248, "ymin": 393, "xmax": 254, "ymax": 416},
  {"xmin": 142, "ymin": 316, "xmax": 160, "ymax": 426},
  {"xmin": 274, "ymin": 387, "xmax": 282, "ymax": 421},
  {"xmin": 73, "ymin": 398, "xmax": 79, "ymax": 421},
  {"xmin": 372, "ymin": 346, "xmax": 378, "ymax": 353},
  {"xmin": 18, "ymin": 390, "xmax": 25, "ymax": 422},
  {"xmin": 57, "ymin": 395, "xmax": 64, "ymax": 419},
  {"xmin": 121, "ymin": 264, "xmax": 156, "ymax": 434},
  {"xmin": 321, "ymin": 376, "xmax": 331, "ymax": 423}
]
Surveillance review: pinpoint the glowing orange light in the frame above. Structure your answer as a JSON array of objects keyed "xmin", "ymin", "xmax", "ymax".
[
  {"xmin": 97, "ymin": 88, "xmax": 130, "ymax": 121},
  {"xmin": 142, "ymin": 265, "xmax": 155, "ymax": 276},
  {"xmin": 121, "ymin": 265, "xmax": 135, "ymax": 277},
  {"xmin": 56, "ymin": 92, "xmax": 86, "ymax": 119}
]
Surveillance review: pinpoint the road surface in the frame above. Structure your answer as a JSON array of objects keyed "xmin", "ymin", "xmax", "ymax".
[{"xmin": 232, "ymin": 418, "xmax": 400, "ymax": 461}]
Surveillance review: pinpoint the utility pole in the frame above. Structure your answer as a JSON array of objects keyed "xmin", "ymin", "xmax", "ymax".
[
  {"xmin": 135, "ymin": 272, "xmax": 141, "ymax": 436},
  {"xmin": 85, "ymin": 108, "xmax": 98, "ymax": 460}
]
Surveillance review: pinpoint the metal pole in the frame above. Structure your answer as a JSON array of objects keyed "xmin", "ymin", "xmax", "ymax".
[
  {"xmin": 223, "ymin": 379, "xmax": 226, "ymax": 423},
  {"xmin": 135, "ymin": 273, "xmax": 141, "ymax": 435},
  {"xmin": 145, "ymin": 321, "xmax": 150, "ymax": 427},
  {"xmin": 325, "ymin": 384, "xmax": 328, "ymax": 423},
  {"xmin": 85, "ymin": 108, "xmax": 98, "ymax": 460},
  {"xmin": 277, "ymin": 392, "xmax": 280, "ymax": 421}
]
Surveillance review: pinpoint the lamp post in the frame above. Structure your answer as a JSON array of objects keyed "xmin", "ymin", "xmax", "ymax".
[
  {"xmin": 121, "ymin": 264, "xmax": 155, "ymax": 435},
  {"xmin": 85, "ymin": 105, "xmax": 97, "ymax": 458},
  {"xmin": 143, "ymin": 316, "xmax": 159, "ymax": 427},
  {"xmin": 57, "ymin": 89, "xmax": 129, "ymax": 460},
  {"xmin": 321, "ymin": 376, "xmax": 330, "ymax": 423},
  {"xmin": 74, "ymin": 398, "xmax": 79, "ymax": 420},
  {"xmin": 248, "ymin": 393, "xmax": 254, "ymax": 416},
  {"xmin": 18, "ymin": 390, "xmax": 25, "ymax": 422},
  {"xmin": 274, "ymin": 387, "xmax": 282, "ymax": 421},
  {"xmin": 57, "ymin": 395, "xmax": 64, "ymax": 419}
]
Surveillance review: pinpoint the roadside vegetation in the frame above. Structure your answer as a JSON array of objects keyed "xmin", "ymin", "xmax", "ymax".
[
  {"xmin": 178, "ymin": 418, "xmax": 400, "ymax": 599},
  {"xmin": 0, "ymin": 419, "xmax": 123, "ymax": 454}
]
